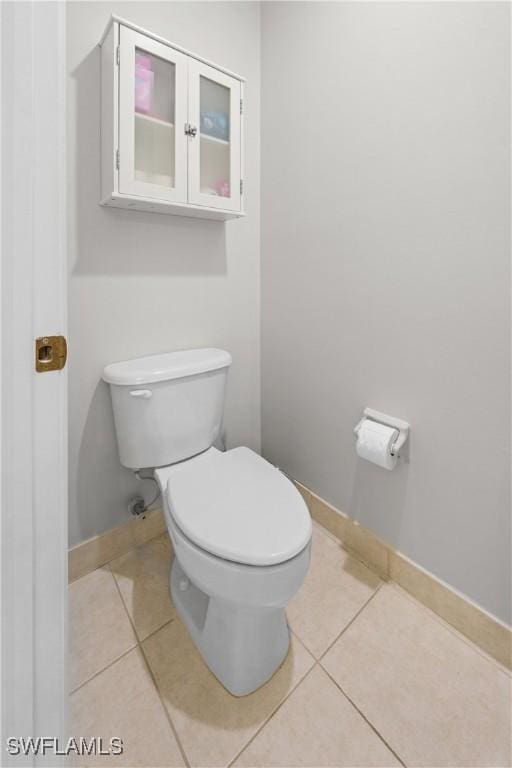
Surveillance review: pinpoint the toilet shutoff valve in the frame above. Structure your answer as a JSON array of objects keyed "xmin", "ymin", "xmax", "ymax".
[{"xmin": 128, "ymin": 495, "xmax": 146, "ymax": 518}]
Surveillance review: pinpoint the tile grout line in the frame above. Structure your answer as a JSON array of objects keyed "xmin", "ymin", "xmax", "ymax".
[
  {"xmin": 69, "ymin": 644, "xmax": 138, "ymax": 696},
  {"xmin": 70, "ymin": 553, "xmax": 188, "ymax": 763},
  {"xmin": 317, "ymin": 582, "xmax": 384, "ymax": 663},
  {"xmin": 70, "ymin": 565, "xmax": 140, "ymax": 695},
  {"xmin": 138, "ymin": 616, "xmax": 175, "ymax": 645},
  {"xmin": 107, "ymin": 561, "xmax": 143, "ymax": 641},
  {"xmin": 107, "ymin": 558, "xmax": 178, "ymax": 648},
  {"xmin": 317, "ymin": 515, "xmax": 511, "ymax": 676},
  {"xmin": 104, "ymin": 543, "xmax": 320, "ymax": 768},
  {"xmin": 289, "ymin": 537, "xmax": 406, "ymax": 768},
  {"xmin": 227, "ymin": 662, "xmax": 320, "ymax": 768},
  {"xmin": 312, "ymin": 518, "xmax": 511, "ymax": 675},
  {"xmin": 308, "ymin": 535, "xmax": 406, "ymax": 758},
  {"xmin": 107, "ymin": 561, "xmax": 192, "ymax": 768},
  {"xmin": 322, "ymin": 664, "xmax": 408, "ymax": 768},
  {"xmin": 138, "ymin": 641, "xmax": 191, "ymax": 768},
  {"xmin": 70, "ymin": 522, "xmax": 510, "ymax": 768},
  {"xmin": 226, "ymin": 629, "xmax": 317, "ymax": 766},
  {"xmin": 227, "ymin": 538, "xmax": 388, "ymax": 764},
  {"xmin": 294, "ymin": 527, "xmax": 498, "ymax": 767},
  {"xmin": 309, "ymin": 521, "xmax": 389, "ymax": 662}
]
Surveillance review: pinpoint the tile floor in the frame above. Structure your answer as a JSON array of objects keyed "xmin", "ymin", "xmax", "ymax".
[{"xmin": 70, "ymin": 523, "xmax": 512, "ymax": 768}]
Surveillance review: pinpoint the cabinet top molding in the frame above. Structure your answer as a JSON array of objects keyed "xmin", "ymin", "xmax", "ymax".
[{"xmin": 99, "ymin": 15, "xmax": 246, "ymax": 83}]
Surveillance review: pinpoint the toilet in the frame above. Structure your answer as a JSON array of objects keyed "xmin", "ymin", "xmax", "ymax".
[{"xmin": 103, "ymin": 348, "xmax": 312, "ymax": 696}]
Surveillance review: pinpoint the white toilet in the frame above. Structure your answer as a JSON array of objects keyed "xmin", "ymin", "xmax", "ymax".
[{"xmin": 103, "ymin": 348, "xmax": 312, "ymax": 696}]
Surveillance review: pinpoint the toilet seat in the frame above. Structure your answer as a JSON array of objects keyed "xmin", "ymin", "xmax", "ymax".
[{"xmin": 164, "ymin": 447, "xmax": 312, "ymax": 567}]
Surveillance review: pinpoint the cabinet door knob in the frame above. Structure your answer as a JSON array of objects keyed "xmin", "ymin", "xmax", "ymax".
[{"xmin": 184, "ymin": 123, "xmax": 197, "ymax": 137}]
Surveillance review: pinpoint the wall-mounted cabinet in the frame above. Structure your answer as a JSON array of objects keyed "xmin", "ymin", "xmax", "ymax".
[{"xmin": 100, "ymin": 17, "xmax": 244, "ymax": 220}]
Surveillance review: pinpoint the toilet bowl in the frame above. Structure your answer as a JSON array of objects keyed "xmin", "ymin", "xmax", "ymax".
[
  {"xmin": 103, "ymin": 348, "xmax": 312, "ymax": 696},
  {"xmin": 155, "ymin": 447, "xmax": 311, "ymax": 695}
]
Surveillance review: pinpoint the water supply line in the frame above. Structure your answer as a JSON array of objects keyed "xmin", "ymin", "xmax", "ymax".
[{"xmin": 128, "ymin": 469, "xmax": 161, "ymax": 518}]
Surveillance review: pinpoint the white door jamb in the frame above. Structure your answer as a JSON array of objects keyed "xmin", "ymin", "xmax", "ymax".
[{"xmin": 0, "ymin": 2, "xmax": 68, "ymax": 764}]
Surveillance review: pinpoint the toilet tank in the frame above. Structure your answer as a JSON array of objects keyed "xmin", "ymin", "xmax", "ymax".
[{"xmin": 102, "ymin": 348, "xmax": 231, "ymax": 469}]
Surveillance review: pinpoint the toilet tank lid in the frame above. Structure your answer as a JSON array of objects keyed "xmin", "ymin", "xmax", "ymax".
[{"xmin": 102, "ymin": 348, "xmax": 232, "ymax": 385}]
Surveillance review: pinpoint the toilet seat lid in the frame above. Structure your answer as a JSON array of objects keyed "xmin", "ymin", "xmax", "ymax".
[{"xmin": 165, "ymin": 447, "xmax": 312, "ymax": 566}]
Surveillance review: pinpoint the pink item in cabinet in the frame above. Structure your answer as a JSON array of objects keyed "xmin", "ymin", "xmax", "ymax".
[
  {"xmin": 136, "ymin": 52, "xmax": 152, "ymax": 70},
  {"xmin": 135, "ymin": 53, "xmax": 153, "ymax": 114},
  {"xmin": 215, "ymin": 179, "xmax": 230, "ymax": 198}
]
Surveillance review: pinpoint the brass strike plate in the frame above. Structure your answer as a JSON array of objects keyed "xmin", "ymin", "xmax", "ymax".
[{"xmin": 35, "ymin": 335, "xmax": 67, "ymax": 372}]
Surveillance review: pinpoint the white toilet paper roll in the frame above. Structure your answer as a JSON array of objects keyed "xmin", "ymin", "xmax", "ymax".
[{"xmin": 356, "ymin": 419, "xmax": 399, "ymax": 470}]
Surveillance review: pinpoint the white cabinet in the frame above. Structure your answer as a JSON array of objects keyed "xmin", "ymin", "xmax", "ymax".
[{"xmin": 100, "ymin": 17, "xmax": 244, "ymax": 220}]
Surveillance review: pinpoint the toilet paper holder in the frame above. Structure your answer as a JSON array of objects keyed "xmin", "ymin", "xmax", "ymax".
[{"xmin": 354, "ymin": 408, "xmax": 410, "ymax": 457}]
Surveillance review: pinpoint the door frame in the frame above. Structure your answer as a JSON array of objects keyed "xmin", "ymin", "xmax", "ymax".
[{"xmin": 1, "ymin": 2, "xmax": 68, "ymax": 763}]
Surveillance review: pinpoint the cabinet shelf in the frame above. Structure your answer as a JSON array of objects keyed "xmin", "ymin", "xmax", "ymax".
[
  {"xmin": 135, "ymin": 115, "xmax": 228, "ymax": 146},
  {"xmin": 135, "ymin": 112, "xmax": 175, "ymax": 130},
  {"xmin": 200, "ymin": 132, "xmax": 229, "ymax": 147}
]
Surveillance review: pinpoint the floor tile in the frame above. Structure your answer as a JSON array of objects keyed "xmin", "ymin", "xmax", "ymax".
[
  {"xmin": 110, "ymin": 533, "xmax": 176, "ymax": 641},
  {"xmin": 322, "ymin": 584, "xmax": 512, "ymax": 768},
  {"xmin": 234, "ymin": 666, "xmax": 401, "ymax": 767},
  {"xmin": 142, "ymin": 618, "xmax": 315, "ymax": 767},
  {"xmin": 69, "ymin": 567, "xmax": 137, "ymax": 691},
  {"xmin": 70, "ymin": 647, "xmax": 185, "ymax": 767},
  {"xmin": 287, "ymin": 526, "xmax": 381, "ymax": 658}
]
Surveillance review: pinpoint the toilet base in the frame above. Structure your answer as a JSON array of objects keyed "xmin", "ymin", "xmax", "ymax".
[{"xmin": 170, "ymin": 558, "xmax": 290, "ymax": 696}]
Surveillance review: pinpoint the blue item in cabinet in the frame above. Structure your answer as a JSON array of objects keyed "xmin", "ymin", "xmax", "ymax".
[{"xmin": 200, "ymin": 111, "xmax": 229, "ymax": 141}]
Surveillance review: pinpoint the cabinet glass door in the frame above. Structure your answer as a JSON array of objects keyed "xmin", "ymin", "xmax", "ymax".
[
  {"xmin": 188, "ymin": 60, "xmax": 241, "ymax": 211},
  {"xmin": 118, "ymin": 27, "xmax": 187, "ymax": 202}
]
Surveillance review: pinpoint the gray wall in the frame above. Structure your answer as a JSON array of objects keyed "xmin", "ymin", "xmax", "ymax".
[
  {"xmin": 68, "ymin": 2, "xmax": 261, "ymax": 546},
  {"xmin": 261, "ymin": 2, "xmax": 511, "ymax": 623}
]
